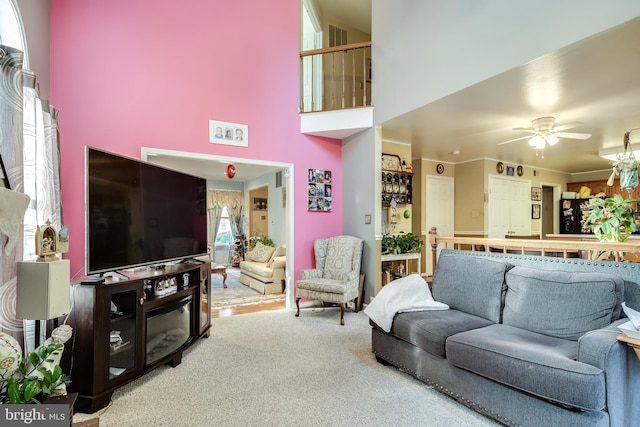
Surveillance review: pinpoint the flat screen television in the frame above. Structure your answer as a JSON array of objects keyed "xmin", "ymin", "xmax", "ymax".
[{"xmin": 85, "ymin": 147, "xmax": 208, "ymax": 276}]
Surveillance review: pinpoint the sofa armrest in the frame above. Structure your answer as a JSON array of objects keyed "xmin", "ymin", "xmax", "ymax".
[
  {"xmin": 578, "ymin": 319, "xmax": 640, "ymax": 426},
  {"xmin": 271, "ymin": 256, "xmax": 286, "ymax": 269},
  {"xmin": 300, "ymin": 269, "xmax": 322, "ymax": 280}
]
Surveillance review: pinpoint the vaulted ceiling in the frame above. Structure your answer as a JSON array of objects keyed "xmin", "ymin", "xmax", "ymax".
[{"xmin": 380, "ymin": 17, "xmax": 640, "ymax": 175}]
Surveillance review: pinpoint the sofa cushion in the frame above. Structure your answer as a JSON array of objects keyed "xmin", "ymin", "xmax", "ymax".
[
  {"xmin": 239, "ymin": 261, "xmax": 274, "ymax": 279},
  {"xmin": 391, "ymin": 309, "xmax": 493, "ymax": 358},
  {"xmin": 446, "ymin": 324, "xmax": 605, "ymax": 411},
  {"xmin": 431, "ymin": 253, "xmax": 511, "ymax": 323},
  {"xmin": 296, "ymin": 278, "xmax": 345, "ymax": 294},
  {"xmin": 246, "ymin": 242, "xmax": 276, "ymax": 263},
  {"xmin": 503, "ymin": 266, "xmax": 624, "ymax": 340}
]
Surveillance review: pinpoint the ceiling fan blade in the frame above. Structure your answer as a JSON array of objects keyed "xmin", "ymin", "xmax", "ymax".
[
  {"xmin": 554, "ymin": 131, "xmax": 592, "ymax": 140},
  {"xmin": 553, "ymin": 121, "xmax": 583, "ymax": 132},
  {"xmin": 498, "ymin": 135, "xmax": 530, "ymax": 145},
  {"xmin": 512, "ymin": 127, "xmax": 536, "ymax": 133}
]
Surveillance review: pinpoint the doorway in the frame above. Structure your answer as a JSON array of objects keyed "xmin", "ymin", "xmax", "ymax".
[
  {"xmin": 140, "ymin": 147, "xmax": 295, "ymax": 310},
  {"xmin": 249, "ymin": 186, "xmax": 269, "ymax": 238},
  {"xmin": 541, "ymin": 184, "xmax": 560, "ymax": 237},
  {"xmin": 425, "ymin": 175, "xmax": 454, "ymax": 276},
  {"xmin": 487, "ymin": 175, "xmax": 531, "ymax": 238}
]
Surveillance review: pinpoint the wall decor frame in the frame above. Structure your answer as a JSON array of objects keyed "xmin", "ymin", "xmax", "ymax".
[
  {"xmin": 308, "ymin": 168, "xmax": 331, "ymax": 211},
  {"xmin": 531, "ymin": 187, "xmax": 541, "ymax": 201},
  {"xmin": 209, "ymin": 120, "xmax": 249, "ymax": 147},
  {"xmin": 532, "ymin": 204, "xmax": 541, "ymax": 219},
  {"xmin": 253, "ymin": 197, "xmax": 268, "ymax": 211}
]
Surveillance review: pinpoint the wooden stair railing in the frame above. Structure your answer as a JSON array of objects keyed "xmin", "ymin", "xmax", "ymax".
[{"xmin": 427, "ymin": 227, "xmax": 640, "ymax": 273}]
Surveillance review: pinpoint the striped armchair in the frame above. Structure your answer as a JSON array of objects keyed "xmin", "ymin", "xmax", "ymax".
[{"xmin": 295, "ymin": 235, "xmax": 363, "ymax": 325}]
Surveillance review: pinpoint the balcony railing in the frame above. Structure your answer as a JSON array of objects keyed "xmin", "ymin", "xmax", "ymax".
[{"xmin": 299, "ymin": 41, "xmax": 372, "ymax": 113}]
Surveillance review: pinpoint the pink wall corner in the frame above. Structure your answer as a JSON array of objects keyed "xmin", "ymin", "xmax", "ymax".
[{"xmin": 50, "ymin": 0, "xmax": 342, "ymax": 280}]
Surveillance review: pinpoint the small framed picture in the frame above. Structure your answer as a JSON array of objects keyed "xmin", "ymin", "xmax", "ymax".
[
  {"xmin": 532, "ymin": 204, "xmax": 541, "ymax": 219},
  {"xmin": 506, "ymin": 166, "xmax": 515, "ymax": 176},
  {"xmin": 531, "ymin": 187, "xmax": 541, "ymax": 201},
  {"xmin": 209, "ymin": 120, "xmax": 249, "ymax": 147}
]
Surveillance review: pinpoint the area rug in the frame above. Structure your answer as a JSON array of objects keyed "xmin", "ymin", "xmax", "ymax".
[{"xmin": 210, "ymin": 267, "xmax": 285, "ymax": 308}]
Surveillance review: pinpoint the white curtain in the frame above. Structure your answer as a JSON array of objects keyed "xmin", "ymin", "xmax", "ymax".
[{"xmin": 0, "ymin": 45, "xmax": 63, "ymax": 350}]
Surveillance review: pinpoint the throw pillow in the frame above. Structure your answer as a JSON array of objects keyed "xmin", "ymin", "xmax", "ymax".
[{"xmin": 246, "ymin": 242, "xmax": 276, "ymax": 263}]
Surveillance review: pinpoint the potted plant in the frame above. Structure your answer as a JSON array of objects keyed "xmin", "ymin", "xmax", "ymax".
[
  {"xmin": 248, "ymin": 234, "xmax": 274, "ymax": 250},
  {"xmin": 381, "ymin": 232, "xmax": 424, "ymax": 254},
  {"xmin": 585, "ymin": 194, "xmax": 639, "ymax": 243},
  {"xmin": 0, "ymin": 327, "xmax": 71, "ymax": 404}
]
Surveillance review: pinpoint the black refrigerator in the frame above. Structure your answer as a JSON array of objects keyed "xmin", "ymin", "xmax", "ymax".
[{"xmin": 560, "ymin": 199, "xmax": 593, "ymax": 234}]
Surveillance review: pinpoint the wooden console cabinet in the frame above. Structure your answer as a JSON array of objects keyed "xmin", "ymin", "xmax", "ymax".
[{"xmin": 62, "ymin": 262, "xmax": 211, "ymax": 413}]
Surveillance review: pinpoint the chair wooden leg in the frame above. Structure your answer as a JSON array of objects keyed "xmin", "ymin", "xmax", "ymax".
[
  {"xmin": 339, "ymin": 303, "xmax": 345, "ymax": 325},
  {"xmin": 295, "ymin": 297, "xmax": 301, "ymax": 317}
]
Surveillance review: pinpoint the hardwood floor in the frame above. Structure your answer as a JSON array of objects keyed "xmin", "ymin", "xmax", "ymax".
[{"xmin": 211, "ymin": 299, "xmax": 286, "ymax": 319}]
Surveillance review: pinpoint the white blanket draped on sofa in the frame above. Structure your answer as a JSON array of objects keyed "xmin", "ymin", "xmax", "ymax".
[{"xmin": 364, "ymin": 273, "xmax": 448, "ymax": 332}]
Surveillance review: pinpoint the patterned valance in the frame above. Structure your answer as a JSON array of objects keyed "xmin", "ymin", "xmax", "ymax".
[{"xmin": 207, "ymin": 189, "xmax": 243, "ymax": 210}]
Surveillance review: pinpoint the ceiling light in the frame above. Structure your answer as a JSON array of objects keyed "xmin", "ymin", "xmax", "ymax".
[
  {"xmin": 546, "ymin": 134, "xmax": 559, "ymax": 145},
  {"xmin": 528, "ymin": 135, "xmax": 545, "ymax": 149}
]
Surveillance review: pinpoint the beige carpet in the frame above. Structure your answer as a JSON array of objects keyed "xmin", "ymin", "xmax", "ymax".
[
  {"xmin": 210, "ymin": 267, "xmax": 285, "ymax": 308},
  {"xmin": 73, "ymin": 309, "xmax": 500, "ymax": 427}
]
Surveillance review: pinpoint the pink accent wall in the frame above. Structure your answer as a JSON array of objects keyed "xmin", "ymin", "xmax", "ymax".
[{"xmin": 50, "ymin": 0, "xmax": 342, "ymax": 278}]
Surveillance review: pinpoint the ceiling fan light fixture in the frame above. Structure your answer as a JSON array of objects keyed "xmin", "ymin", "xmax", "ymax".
[
  {"xmin": 529, "ymin": 135, "xmax": 545, "ymax": 149},
  {"xmin": 546, "ymin": 134, "xmax": 559, "ymax": 145}
]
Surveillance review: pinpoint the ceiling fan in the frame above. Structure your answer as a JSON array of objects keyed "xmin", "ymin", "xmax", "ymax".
[{"xmin": 498, "ymin": 116, "xmax": 592, "ymax": 149}]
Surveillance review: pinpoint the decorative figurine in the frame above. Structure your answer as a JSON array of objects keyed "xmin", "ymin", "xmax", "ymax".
[{"xmin": 35, "ymin": 220, "xmax": 69, "ymax": 262}]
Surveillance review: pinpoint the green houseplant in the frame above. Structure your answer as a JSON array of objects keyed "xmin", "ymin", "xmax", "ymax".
[
  {"xmin": 0, "ymin": 342, "xmax": 70, "ymax": 404},
  {"xmin": 381, "ymin": 232, "xmax": 424, "ymax": 254},
  {"xmin": 248, "ymin": 234, "xmax": 274, "ymax": 250},
  {"xmin": 585, "ymin": 194, "xmax": 639, "ymax": 243}
]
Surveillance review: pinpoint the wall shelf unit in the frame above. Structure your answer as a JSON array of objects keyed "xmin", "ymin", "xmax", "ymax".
[{"xmin": 381, "ymin": 170, "xmax": 413, "ymax": 205}]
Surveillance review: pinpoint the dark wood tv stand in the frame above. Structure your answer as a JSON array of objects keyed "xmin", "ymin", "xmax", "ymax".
[{"xmin": 62, "ymin": 262, "xmax": 211, "ymax": 413}]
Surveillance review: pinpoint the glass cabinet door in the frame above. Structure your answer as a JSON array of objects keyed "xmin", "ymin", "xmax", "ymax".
[
  {"xmin": 106, "ymin": 286, "xmax": 141, "ymax": 383},
  {"xmin": 199, "ymin": 265, "xmax": 211, "ymax": 335}
]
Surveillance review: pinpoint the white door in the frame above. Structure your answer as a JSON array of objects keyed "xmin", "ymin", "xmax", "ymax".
[
  {"xmin": 488, "ymin": 176, "xmax": 531, "ymax": 238},
  {"xmin": 426, "ymin": 175, "xmax": 454, "ymax": 276}
]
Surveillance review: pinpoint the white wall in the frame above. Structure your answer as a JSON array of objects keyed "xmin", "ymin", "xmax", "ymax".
[
  {"xmin": 372, "ymin": 0, "xmax": 640, "ymax": 124},
  {"xmin": 342, "ymin": 127, "xmax": 377, "ymax": 301}
]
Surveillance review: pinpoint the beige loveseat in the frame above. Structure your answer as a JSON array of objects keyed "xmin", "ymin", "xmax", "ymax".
[{"xmin": 239, "ymin": 244, "xmax": 286, "ymax": 294}]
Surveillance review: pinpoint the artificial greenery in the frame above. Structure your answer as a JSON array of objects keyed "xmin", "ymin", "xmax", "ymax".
[
  {"xmin": 381, "ymin": 232, "xmax": 425, "ymax": 254},
  {"xmin": 248, "ymin": 234, "xmax": 274, "ymax": 250},
  {"xmin": 0, "ymin": 342, "xmax": 70, "ymax": 404},
  {"xmin": 585, "ymin": 194, "xmax": 639, "ymax": 243}
]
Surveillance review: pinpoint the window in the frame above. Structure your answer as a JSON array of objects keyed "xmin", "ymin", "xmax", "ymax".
[
  {"xmin": 215, "ymin": 207, "xmax": 233, "ymax": 244},
  {"xmin": 0, "ymin": 0, "xmax": 28, "ymax": 64},
  {"xmin": 328, "ymin": 24, "xmax": 348, "ymax": 47}
]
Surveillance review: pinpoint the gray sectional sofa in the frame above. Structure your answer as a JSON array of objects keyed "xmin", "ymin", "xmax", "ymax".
[{"xmin": 369, "ymin": 249, "xmax": 640, "ymax": 427}]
